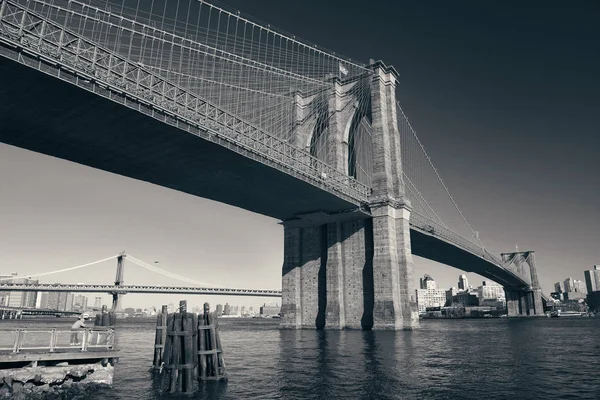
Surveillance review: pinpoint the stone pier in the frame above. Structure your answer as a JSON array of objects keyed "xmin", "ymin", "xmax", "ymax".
[
  {"xmin": 281, "ymin": 60, "xmax": 418, "ymax": 330},
  {"xmin": 502, "ymin": 251, "xmax": 545, "ymax": 317}
]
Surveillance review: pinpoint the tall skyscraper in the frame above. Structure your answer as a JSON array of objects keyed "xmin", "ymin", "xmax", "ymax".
[
  {"xmin": 40, "ymin": 291, "xmax": 72, "ymax": 311},
  {"xmin": 564, "ymin": 277, "xmax": 574, "ymax": 293},
  {"xmin": 216, "ymin": 304, "xmax": 223, "ymax": 315},
  {"xmin": 458, "ymin": 274, "xmax": 469, "ymax": 290},
  {"xmin": 554, "ymin": 282, "xmax": 563, "ymax": 293},
  {"xmin": 584, "ymin": 265, "xmax": 600, "ymax": 294},
  {"xmin": 573, "ymin": 280, "xmax": 586, "ymax": 294},
  {"xmin": 223, "ymin": 303, "xmax": 231, "ymax": 316},
  {"xmin": 94, "ymin": 297, "xmax": 102, "ymax": 308}
]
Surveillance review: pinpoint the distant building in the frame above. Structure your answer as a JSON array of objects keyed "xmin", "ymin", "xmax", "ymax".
[
  {"xmin": 584, "ymin": 265, "xmax": 600, "ymax": 294},
  {"xmin": 420, "ymin": 274, "xmax": 436, "ymax": 290},
  {"xmin": 587, "ymin": 291, "xmax": 600, "ymax": 312},
  {"xmin": 563, "ymin": 291, "xmax": 586, "ymax": 301},
  {"xmin": 445, "ymin": 287, "xmax": 459, "ymax": 304},
  {"xmin": 477, "ymin": 281, "xmax": 505, "ymax": 306},
  {"xmin": 223, "ymin": 303, "xmax": 231, "ymax": 316},
  {"xmin": 449, "ymin": 291, "xmax": 479, "ymax": 307},
  {"xmin": 416, "ymin": 276, "xmax": 446, "ymax": 313},
  {"xmin": 65, "ymin": 293, "xmax": 74, "ymax": 311},
  {"xmin": 72, "ymin": 295, "xmax": 88, "ymax": 312},
  {"xmin": 554, "ymin": 282, "xmax": 563, "ymax": 293},
  {"xmin": 458, "ymin": 275, "xmax": 469, "ymax": 290},
  {"xmin": 216, "ymin": 304, "xmax": 223, "ymax": 316},
  {"xmin": 0, "ymin": 274, "xmax": 38, "ymax": 308},
  {"xmin": 39, "ymin": 291, "xmax": 72, "ymax": 311},
  {"xmin": 260, "ymin": 303, "xmax": 280, "ymax": 316},
  {"xmin": 94, "ymin": 297, "xmax": 102, "ymax": 308},
  {"xmin": 564, "ymin": 277, "xmax": 585, "ymax": 294}
]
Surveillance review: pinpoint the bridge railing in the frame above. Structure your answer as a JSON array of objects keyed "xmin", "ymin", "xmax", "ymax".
[
  {"xmin": 0, "ymin": 328, "xmax": 115, "ymax": 353},
  {"xmin": 0, "ymin": 0, "xmax": 371, "ymax": 203}
]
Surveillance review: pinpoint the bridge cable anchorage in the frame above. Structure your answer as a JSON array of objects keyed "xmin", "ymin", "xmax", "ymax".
[
  {"xmin": 125, "ymin": 255, "xmax": 226, "ymax": 289},
  {"xmin": 0, "ymin": 254, "xmax": 122, "ymax": 281},
  {"xmin": 396, "ymin": 101, "xmax": 488, "ymax": 250}
]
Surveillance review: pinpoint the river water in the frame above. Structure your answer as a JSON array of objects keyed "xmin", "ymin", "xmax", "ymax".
[{"xmin": 1, "ymin": 317, "xmax": 599, "ymax": 399}]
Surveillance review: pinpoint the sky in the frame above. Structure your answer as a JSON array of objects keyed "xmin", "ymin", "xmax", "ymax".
[{"xmin": 1, "ymin": 0, "xmax": 599, "ymax": 310}]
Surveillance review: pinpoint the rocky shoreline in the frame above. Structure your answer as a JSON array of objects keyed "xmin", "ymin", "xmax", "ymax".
[{"xmin": 0, "ymin": 362, "xmax": 113, "ymax": 399}]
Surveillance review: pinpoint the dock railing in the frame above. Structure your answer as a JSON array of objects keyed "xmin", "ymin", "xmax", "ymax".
[{"xmin": 0, "ymin": 328, "xmax": 115, "ymax": 353}]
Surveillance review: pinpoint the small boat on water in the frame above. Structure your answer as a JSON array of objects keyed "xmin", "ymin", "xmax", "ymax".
[{"xmin": 550, "ymin": 310, "xmax": 585, "ymax": 318}]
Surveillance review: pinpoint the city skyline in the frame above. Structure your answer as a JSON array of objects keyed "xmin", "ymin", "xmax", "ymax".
[{"xmin": 1, "ymin": 0, "xmax": 599, "ymax": 308}]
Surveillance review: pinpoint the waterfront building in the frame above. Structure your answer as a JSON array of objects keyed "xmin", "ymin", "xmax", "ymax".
[
  {"xmin": 416, "ymin": 276, "xmax": 446, "ymax": 313},
  {"xmin": 216, "ymin": 304, "xmax": 223, "ymax": 315},
  {"xmin": 584, "ymin": 265, "xmax": 600, "ymax": 294},
  {"xmin": 223, "ymin": 303, "xmax": 231, "ymax": 316},
  {"xmin": 587, "ymin": 291, "xmax": 600, "ymax": 312},
  {"xmin": 477, "ymin": 281, "xmax": 505, "ymax": 306},
  {"xmin": 449, "ymin": 291, "xmax": 479, "ymax": 307},
  {"xmin": 563, "ymin": 291, "xmax": 586, "ymax": 301},
  {"xmin": 94, "ymin": 297, "xmax": 102, "ymax": 308},
  {"xmin": 458, "ymin": 275, "xmax": 469, "ymax": 290},
  {"xmin": 260, "ymin": 303, "xmax": 281, "ymax": 316},
  {"xmin": 445, "ymin": 287, "xmax": 459, "ymax": 304}
]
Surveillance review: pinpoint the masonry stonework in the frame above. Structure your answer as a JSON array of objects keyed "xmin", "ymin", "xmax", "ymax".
[{"xmin": 281, "ymin": 60, "xmax": 419, "ymax": 330}]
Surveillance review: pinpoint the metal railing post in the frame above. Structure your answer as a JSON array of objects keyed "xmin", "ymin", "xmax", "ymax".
[
  {"xmin": 81, "ymin": 329, "xmax": 88, "ymax": 352},
  {"xmin": 49, "ymin": 329, "xmax": 56, "ymax": 352},
  {"xmin": 12, "ymin": 329, "xmax": 21, "ymax": 353}
]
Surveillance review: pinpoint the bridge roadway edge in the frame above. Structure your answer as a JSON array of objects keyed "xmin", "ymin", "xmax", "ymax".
[{"xmin": 0, "ymin": 42, "xmax": 361, "ymax": 222}]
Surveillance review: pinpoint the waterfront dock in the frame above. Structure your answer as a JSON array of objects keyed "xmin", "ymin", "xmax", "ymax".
[{"xmin": 0, "ymin": 327, "xmax": 119, "ymax": 396}]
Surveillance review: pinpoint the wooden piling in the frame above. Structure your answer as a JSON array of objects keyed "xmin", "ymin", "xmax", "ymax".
[
  {"xmin": 157, "ymin": 301, "xmax": 198, "ymax": 395},
  {"xmin": 159, "ymin": 313, "xmax": 174, "ymax": 391},
  {"xmin": 198, "ymin": 314, "xmax": 207, "ymax": 381},
  {"xmin": 181, "ymin": 301, "xmax": 196, "ymax": 393},
  {"xmin": 197, "ymin": 302, "xmax": 227, "ymax": 382},
  {"xmin": 153, "ymin": 305, "xmax": 168, "ymax": 369},
  {"xmin": 170, "ymin": 312, "xmax": 182, "ymax": 393}
]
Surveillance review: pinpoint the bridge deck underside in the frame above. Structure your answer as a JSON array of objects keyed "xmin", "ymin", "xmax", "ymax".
[
  {"xmin": 410, "ymin": 230, "xmax": 527, "ymax": 289},
  {"xmin": 0, "ymin": 56, "xmax": 357, "ymax": 221}
]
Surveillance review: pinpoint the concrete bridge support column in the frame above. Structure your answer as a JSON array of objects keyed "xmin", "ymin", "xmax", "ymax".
[
  {"xmin": 369, "ymin": 204, "xmax": 418, "ymax": 330},
  {"xmin": 280, "ymin": 225, "xmax": 325, "ymax": 329},
  {"xmin": 324, "ymin": 219, "xmax": 372, "ymax": 329},
  {"xmin": 505, "ymin": 290, "xmax": 521, "ymax": 317},
  {"xmin": 368, "ymin": 60, "xmax": 419, "ymax": 330}
]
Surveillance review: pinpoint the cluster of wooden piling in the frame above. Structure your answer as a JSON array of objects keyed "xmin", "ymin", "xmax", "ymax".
[
  {"xmin": 153, "ymin": 301, "xmax": 226, "ymax": 395},
  {"xmin": 94, "ymin": 305, "xmax": 116, "ymax": 327}
]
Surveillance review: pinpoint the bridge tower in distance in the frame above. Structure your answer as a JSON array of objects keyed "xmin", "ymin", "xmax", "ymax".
[
  {"xmin": 281, "ymin": 60, "xmax": 419, "ymax": 330},
  {"xmin": 111, "ymin": 253, "xmax": 126, "ymax": 312},
  {"xmin": 501, "ymin": 251, "xmax": 544, "ymax": 316}
]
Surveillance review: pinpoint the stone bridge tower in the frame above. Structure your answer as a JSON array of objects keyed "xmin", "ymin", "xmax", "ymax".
[
  {"xmin": 280, "ymin": 61, "xmax": 419, "ymax": 330},
  {"xmin": 501, "ymin": 251, "xmax": 544, "ymax": 316}
]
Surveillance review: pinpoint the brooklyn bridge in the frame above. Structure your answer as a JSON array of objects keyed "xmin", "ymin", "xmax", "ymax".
[{"xmin": 0, "ymin": 0, "xmax": 547, "ymax": 330}]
